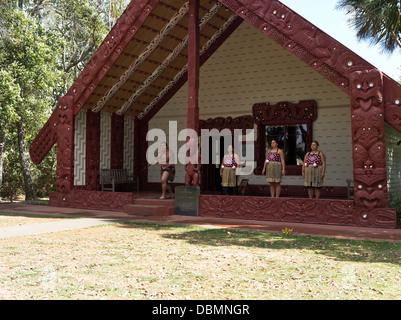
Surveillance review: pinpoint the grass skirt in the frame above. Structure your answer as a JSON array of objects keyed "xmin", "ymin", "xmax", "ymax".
[
  {"xmin": 304, "ymin": 166, "xmax": 323, "ymax": 188},
  {"xmin": 222, "ymin": 167, "xmax": 237, "ymax": 187},
  {"xmin": 265, "ymin": 161, "xmax": 282, "ymax": 183}
]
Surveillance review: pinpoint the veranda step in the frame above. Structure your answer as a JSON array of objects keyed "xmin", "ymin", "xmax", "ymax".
[
  {"xmin": 133, "ymin": 198, "xmax": 175, "ymax": 206},
  {"xmin": 123, "ymin": 204, "xmax": 175, "ymax": 216}
]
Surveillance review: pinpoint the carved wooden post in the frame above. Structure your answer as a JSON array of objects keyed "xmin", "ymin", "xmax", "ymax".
[
  {"xmin": 111, "ymin": 114, "xmax": 124, "ymax": 169},
  {"xmin": 136, "ymin": 118, "xmax": 149, "ymax": 190},
  {"xmin": 56, "ymin": 95, "xmax": 74, "ymax": 194},
  {"xmin": 187, "ymin": 0, "xmax": 200, "ymax": 133},
  {"xmin": 86, "ymin": 110, "xmax": 100, "ymax": 190},
  {"xmin": 186, "ymin": 0, "xmax": 200, "ymax": 187},
  {"xmin": 350, "ymin": 68, "xmax": 389, "ymax": 209}
]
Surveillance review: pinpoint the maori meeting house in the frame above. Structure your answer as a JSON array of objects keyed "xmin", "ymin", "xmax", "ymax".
[{"xmin": 30, "ymin": 0, "xmax": 401, "ymax": 228}]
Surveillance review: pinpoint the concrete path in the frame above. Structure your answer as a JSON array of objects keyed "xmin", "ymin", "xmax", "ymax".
[
  {"xmin": 1, "ymin": 203, "xmax": 401, "ymax": 243},
  {"xmin": 0, "ymin": 218, "xmax": 117, "ymax": 239}
]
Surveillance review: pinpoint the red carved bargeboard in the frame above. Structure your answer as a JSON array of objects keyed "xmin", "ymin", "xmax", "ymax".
[
  {"xmin": 50, "ymin": 190, "xmax": 133, "ymax": 212},
  {"xmin": 199, "ymin": 195, "xmax": 397, "ymax": 228}
]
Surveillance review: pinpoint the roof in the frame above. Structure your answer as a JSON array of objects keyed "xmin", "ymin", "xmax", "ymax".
[
  {"xmin": 30, "ymin": 0, "xmax": 401, "ymax": 164},
  {"xmin": 67, "ymin": 0, "xmax": 241, "ymax": 119}
]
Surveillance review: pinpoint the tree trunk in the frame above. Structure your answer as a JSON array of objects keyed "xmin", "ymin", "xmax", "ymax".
[
  {"xmin": 17, "ymin": 116, "xmax": 36, "ymax": 200},
  {"xmin": 0, "ymin": 127, "xmax": 6, "ymax": 201}
]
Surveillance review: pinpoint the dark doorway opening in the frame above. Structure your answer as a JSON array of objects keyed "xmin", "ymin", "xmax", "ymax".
[{"xmin": 201, "ymin": 136, "xmax": 232, "ymax": 193}]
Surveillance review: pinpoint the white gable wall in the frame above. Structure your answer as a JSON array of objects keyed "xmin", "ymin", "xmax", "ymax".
[{"xmin": 149, "ymin": 21, "xmax": 353, "ymax": 187}]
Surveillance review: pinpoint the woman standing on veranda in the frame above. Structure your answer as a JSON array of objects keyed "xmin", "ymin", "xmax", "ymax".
[
  {"xmin": 220, "ymin": 145, "xmax": 240, "ymax": 195},
  {"xmin": 302, "ymin": 141, "xmax": 326, "ymax": 199},
  {"xmin": 262, "ymin": 139, "xmax": 285, "ymax": 197}
]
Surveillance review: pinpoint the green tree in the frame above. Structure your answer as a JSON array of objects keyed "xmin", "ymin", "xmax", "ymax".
[
  {"xmin": 337, "ymin": 0, "xmax": 401, "ymax": 53},
  {"xmin": 39, "ymin": 0, "xmax": 130, "ymax": 93},
  {"xmin": 0, "ymin": 0, "xmax": 130, "ymax": 200},
  {"xmin": 0, "ymin": 71, "xmax": 20, "ymax": 200},
  {"xmin": 0, "ymin": 8, "xmax": 58, "ymax": 200}
]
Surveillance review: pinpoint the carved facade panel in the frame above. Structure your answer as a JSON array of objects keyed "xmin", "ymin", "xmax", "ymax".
[
  {"xmin": 55, "ymin": 96, "xmax": 74, "ymax": 194},
  {"xmin": 50, "ymin": 190, "xmax": 133, "ymax": 212},
  {"xmin": 253, "ymin": 100, "xmax": 317, "ymax": 125},
  {"xmin": 199, "ymin": 115, "xmax": 254, "ymax": 133},
  {"xmin": 199, "ymin": 195, "xmax": 397, "ymax": 228}
]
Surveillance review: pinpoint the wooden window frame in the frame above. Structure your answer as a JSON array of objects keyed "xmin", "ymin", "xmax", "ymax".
[{"xmin": 252, "ymin": 100, "xmax": 317, "ymax": 176}]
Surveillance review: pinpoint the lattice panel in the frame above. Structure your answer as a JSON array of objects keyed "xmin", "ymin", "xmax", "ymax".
[
  {"xmin": 100, "ymin": 112, "xmax": 111, "ymax": 169},
  {"xmin": 73, "ymin": 109, "xmax": 87, "ymax": 185}
]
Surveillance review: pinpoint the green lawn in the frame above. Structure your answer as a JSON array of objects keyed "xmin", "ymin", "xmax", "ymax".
[{"xmin": 0, "ymin": 219, "xmax": 400, "ymax": 299}]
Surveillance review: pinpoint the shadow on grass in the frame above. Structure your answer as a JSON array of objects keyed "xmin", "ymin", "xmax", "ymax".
[{"xmin": 118, "ymin": 222, "xmax": 401, "ymax": 265}]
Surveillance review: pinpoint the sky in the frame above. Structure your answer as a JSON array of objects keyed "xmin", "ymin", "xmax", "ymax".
[{"xmin": 279, "ymin": 0, "xmax": 401, "ymax": 82}]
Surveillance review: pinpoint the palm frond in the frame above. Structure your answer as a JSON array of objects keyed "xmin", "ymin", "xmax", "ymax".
[{"xmin": 336, "ymin": 0, "xmax": 401, "ymax": 53}]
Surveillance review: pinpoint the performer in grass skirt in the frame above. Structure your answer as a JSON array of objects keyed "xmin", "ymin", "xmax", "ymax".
[
  {"xmin": 220, "ymin": 145, "xmax": 240, "ymax": 195},
  {"xmin": 262, "ymin": 139, "xmax": 285, "ymax": 198},
  {"xmin": 302, "ymin": 141, "xmax": 326, "ymax": 199}
]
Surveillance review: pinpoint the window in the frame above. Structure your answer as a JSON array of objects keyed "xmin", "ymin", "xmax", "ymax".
[{"xmin": 253, "ymin": 100, "xmax": 317, "ymax": 176}]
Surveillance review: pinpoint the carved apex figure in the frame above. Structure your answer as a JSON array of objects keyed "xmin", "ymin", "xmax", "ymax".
[{"xmin": 350, "ymin": 69, "xmax": 384, "ymax": 111}]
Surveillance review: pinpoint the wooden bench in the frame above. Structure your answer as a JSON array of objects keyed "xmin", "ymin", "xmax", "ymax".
[{"xmin": 100, "ymin": 169, "xmax": 139, "ymax": 192}]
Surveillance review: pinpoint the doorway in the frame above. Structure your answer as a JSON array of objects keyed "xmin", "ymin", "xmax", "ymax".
[{"xmin": 201, "ymin": 136, "xmax": 233, "ymax": 193}]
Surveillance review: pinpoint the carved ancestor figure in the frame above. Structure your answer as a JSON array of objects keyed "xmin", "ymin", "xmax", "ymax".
[
  {"xmin": 185, "ymin": 160, "xmax": 200, "ymax": 187},
  {"xmin": 350, "ymin": 68, "xmax": 388, "ymax": 208},
  {"xmin": 185, "ymin": 138, "xmax": 200, "ymax": 187}
]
